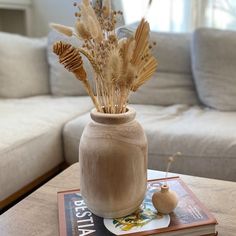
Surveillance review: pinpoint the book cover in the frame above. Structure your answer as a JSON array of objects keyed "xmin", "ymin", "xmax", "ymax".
[{"xmin": 57, "ymin": 177, "xmax": 217, "ymax": 236}]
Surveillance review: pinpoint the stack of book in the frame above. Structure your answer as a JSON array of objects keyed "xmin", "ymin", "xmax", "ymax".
[{"xmin": 58, "ymin": 177, "xmax": 218, "ymax": 236}]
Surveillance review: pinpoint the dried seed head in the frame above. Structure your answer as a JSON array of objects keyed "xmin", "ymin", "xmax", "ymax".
[
  {"xmin": 75, "ymin": 12, "xmax": 81, "ymax": 18},
  {"xmin": 50, "ymin": 23, "xmax": 73, "ymax": 37},
  {"xmin": 102, "ymin": 0, "xmax": 111, "ymax": 18},
  {"xmin": 108, "ymin": 34, "xmax": 117, "ymax": 44}
]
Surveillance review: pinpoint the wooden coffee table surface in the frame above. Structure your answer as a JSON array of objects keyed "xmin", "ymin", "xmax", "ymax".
[{"xmin": 0, "ymin": 163, "xmax": 236, "ymax": 236}]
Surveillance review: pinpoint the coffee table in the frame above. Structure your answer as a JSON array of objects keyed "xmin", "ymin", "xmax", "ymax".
[{"xmin": 0, "ymin": 163, "xmax": 236, "ymax": 235}]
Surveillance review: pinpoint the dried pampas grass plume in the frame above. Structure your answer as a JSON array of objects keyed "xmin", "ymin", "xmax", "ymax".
[
  {"xmin": 81, "ymin": 2, "xmax": 103, "ymax": 42},
  {"xmin": 88, "ymin": 16, "xmax": 99, "ymax": 40},
  {"xmin": 125, "ymin": 64, "xmax": 136, "ymax": 88},
  {"xmin": 106, "ymin": 49, "xmax": 122, "ymax": 83},
  {"xmin": 50, "ymin": 23, "xmax": 73, "ymax": 37},
  {"xmin": 75, "ymin": 21, "xmax": 91, "ymax": 40},
  {"xmin": 82, "ymin": 0, "xmax": 90, "ymax": 6}
]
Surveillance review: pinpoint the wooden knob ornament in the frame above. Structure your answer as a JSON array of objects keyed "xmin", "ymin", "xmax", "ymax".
[{"xmin": 152, "ymin": 184, "xmax": 178, "ymax": 214}]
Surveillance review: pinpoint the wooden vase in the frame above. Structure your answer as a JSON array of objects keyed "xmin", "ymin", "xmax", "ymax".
[
  {"xmin": 79, "ymin": 107, "xmax": 148, "ymax": 218},
  {"xmin": 152, "ymin": 185, "xmax": 178, "ymax": 214}
]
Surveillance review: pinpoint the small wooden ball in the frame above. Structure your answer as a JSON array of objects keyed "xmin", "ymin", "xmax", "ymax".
[{"xmin": 152, "ymin": 185, "xmax": 178, "ymax": 214}]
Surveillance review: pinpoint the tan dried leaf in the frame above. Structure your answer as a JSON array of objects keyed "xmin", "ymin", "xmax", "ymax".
[
  {"xmin": 131, "ymin": 56, "xmax": 157, "ymax": 91},
  {"xmin": 131, "ymin": 18, "xmax": 150, "ymax": 66}
]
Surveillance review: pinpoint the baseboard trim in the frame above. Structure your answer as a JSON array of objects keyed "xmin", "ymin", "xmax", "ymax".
[{"xmin": 0, "ymin": 162, "xmax": 69, "ymax": 211}]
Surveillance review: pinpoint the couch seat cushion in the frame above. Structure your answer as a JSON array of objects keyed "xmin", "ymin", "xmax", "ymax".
[
  {"xmin": 64, "ymin": 104, "xmax": 236, "ymax": 181},
  {"xmin": 0, "ymin": 96, "xmax": 92, "ymax": 201}
]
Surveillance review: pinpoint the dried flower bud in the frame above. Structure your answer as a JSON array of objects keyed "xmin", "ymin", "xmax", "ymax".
[
  {"xmin": 50, "ymin": 23, "xmax": 73, "ymax": 37},
  {"xmin": 108, "ymin": 34, "xmax": 117, "ymax": 44},
  {"xmin": 75, "ymin": 12, "xmax": 81, "ymax": 18},
  {"xmin": 103, "ymin": 0, "xmax": 111, "ymax": 18}
]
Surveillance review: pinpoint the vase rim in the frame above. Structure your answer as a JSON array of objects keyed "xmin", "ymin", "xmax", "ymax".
[
  {"xmin": 90, "ymin": 106, "xmax": 136, "ymax": 124},
  {"xmin": 161, "ymin": 184, "xmax": 169, "ymax": 192}
]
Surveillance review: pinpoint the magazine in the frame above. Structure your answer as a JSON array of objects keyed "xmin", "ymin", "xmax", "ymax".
[{"xmin": 57, "ymin": 177, "xmax": 217, "ymax": 236}]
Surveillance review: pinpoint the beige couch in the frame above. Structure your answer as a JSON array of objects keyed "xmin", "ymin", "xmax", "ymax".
[{"xmin": 1, "ymin": 27, "xmax": 236, "ymax": 209}]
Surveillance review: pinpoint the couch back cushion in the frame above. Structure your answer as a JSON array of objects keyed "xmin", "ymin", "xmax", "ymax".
[
  {"xmin": 192, "ymin": 28, "xmax": 236, "ymax": 111},
  {"xmin": 0, "ymin": 32, "xmax": 49, "ymax": 98},
  {"xmin": 48, "ymin": 30, "xmax": 93, "ymax": 96},
  {"xmin": 117, "ymin": 26, "xmax": 199, "ymax": 105}
]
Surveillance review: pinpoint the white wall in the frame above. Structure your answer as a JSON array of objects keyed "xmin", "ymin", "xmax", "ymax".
[
  {"xmin": 30, "ymin": 0, "xmax": 124, "ymax": 37},
  {"xmin": 31, "ymin": 0, "xmax": 76, "ymax": 37}
]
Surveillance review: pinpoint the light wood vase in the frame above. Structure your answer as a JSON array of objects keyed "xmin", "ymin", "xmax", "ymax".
[
  {"xmin": 79, "ymin": 107, "xmax": 148, "ymax": 218},
  {"xmin": 152, "ymin": 185, "xmax": 178, "ymax": 214}
]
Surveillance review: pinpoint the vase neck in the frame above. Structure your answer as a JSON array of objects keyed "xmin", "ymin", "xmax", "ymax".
[
  {"xmin": 161, "ymin": 185, "xmax": 169, "ymax": 193},
  {"xmin": 90, "ymin": 107, "xmax": 136, "ymax": 125}
]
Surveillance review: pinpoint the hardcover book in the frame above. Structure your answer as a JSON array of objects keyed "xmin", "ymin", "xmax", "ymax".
[{"xmin": 57, "ymin": 177, "xmax": 217, "ymax": 236}]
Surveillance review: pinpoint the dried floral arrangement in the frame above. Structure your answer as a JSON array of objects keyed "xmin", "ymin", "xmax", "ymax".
[{"xmin": 51, "ymin": 0, "xmax": 158, "ymax": 113}]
